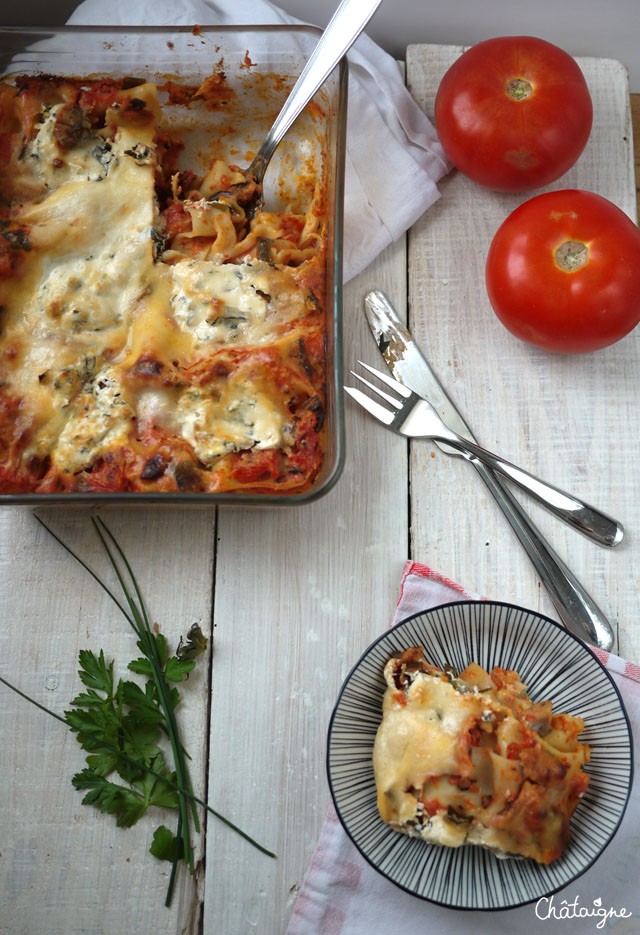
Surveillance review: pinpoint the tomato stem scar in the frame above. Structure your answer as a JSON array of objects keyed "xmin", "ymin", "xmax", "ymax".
[
  {"xmin": 506, "ymin": 78, "xmax": 532, "ymax": 100},
  {"xmin": 555, "ymin": 240, "xmax": 589, "ymax": 272}
]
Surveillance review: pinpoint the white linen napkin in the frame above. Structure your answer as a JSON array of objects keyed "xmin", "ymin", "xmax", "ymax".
[
  {"xmin": 287, "ymin": 561, "xmax": 640, "ymax": 935},
  {"xmin": 66, "ymin": 0, "xmax": 451, "ymax": 282}
]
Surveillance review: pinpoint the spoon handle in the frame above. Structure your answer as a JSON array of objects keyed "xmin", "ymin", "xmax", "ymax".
[{"xmin": 251, "ymin": 0, "xmax": 383, "ymax": 176}]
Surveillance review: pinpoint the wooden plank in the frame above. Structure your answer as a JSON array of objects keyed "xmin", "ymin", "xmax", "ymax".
[
  {"xmin": 201, "ymin": 235, "xmax": 409, "ymax": 934},
  {"xmin": 406, "ymin": 46, "xmax": 640, "ymax": 660},
  {"xmin": 0, "ymin": 507, "xmax": 216, "ymax": 933}
]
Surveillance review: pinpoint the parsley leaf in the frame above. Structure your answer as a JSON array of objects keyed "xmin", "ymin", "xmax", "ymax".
[
  {"xmin": 65, "ymin": 646, "xmax": 188, "ymax": 838},
  {"xmin": 150, "ymin": 825, "xmax": 182, "ymax": 863},
  {"xmin": 72, "ymin": 752, "xmax": 180, "ymax": 827}
]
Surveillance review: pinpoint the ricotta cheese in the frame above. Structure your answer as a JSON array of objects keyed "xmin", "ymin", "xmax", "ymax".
[{"xmin": 176, "ymin": 382, "xmax": 284, "ymax": 464}]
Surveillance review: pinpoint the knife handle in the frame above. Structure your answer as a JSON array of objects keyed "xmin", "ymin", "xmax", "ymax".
[{"xmin": 471, "ymin": 459, "xmax": 615, "ymax": 651}]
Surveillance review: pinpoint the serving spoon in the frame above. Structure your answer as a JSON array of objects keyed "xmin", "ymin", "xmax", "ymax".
[{"xmin": 212, "ymin": 0, "xmax": 383, "ymax": 209}]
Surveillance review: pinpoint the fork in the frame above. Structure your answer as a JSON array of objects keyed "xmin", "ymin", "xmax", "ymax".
[
  {"xmin": 346, "ymin": 361, "xmax": 623, "ymax": 549},
  {"xmin": 209, "ymin": 0, "xmax": 382, "ymax": 213}
]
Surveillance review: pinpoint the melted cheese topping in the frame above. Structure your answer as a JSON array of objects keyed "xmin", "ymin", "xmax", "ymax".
[
  {"xmin": 169, "ymin": 259, "xmax": 307, "ymax": 347},
  {"xmin": 373, "ymin": 651, "xmax": 591, "ymax": 864},
  {"xmin": 7, "ymin": 107, "xmax": 156, "ymax": 470},
  {"xmin": 0, "ymin": 74, "xmax": 327, "ymax": 494},
  {"xmin": 176, "ymin": 380, "xmax": 284, "ymax": 463},
  {"xmin": 23, "ymin": 104, "xmax": 115, "ymax": 188}
]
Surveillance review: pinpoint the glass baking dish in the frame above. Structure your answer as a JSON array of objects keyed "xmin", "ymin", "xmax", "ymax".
[{"xmin": 0, "ymin": 24, "xmax": 346, "ymax": 506}]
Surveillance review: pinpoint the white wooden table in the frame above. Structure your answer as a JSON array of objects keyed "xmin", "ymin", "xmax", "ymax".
[{"xmin": 1, "ymin": 45, "xmax": 638, "ymax": 935}]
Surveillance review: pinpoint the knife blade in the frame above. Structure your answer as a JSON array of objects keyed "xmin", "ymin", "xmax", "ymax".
[
  {"xmin": 365, "ymin": 290, "xmax": 474, "ymax": 459},
  {"xmin": 363, "ymin": 288, "xmax": 615, "ymax": 651}
]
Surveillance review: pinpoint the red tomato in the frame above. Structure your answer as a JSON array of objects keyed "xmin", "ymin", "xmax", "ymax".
[
  {"xmin": 485, "ymin": 189, "xmax": 640, "ymax": 353},
  {"xmin": 434, "ymin": 36, "xmax": 593, "ymax": 192}
]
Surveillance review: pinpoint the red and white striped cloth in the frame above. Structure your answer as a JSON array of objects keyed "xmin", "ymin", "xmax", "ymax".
[{"xmin": 287, "ymin": 561, "xmax": 640, "ymax": 935}]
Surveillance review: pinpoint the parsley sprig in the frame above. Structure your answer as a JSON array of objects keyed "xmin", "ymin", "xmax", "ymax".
[
  {"xmin": 67, "ymin": 645, "xmax": 189, "ymax": 829},
  {"xmin": 0, "ymin": 514, "xmax": 275, "ymax": 907}
]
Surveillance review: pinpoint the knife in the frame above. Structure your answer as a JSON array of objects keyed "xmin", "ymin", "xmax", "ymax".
[{"xmin": 364, "ymin": 288, "xmax": 616, "ymax": 652}]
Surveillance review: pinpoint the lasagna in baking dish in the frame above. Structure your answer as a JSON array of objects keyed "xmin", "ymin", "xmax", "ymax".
[
  {"xmin": 0, "ymin": 70, "xmax": 329, "ymax": 494},
  {"xmin": 373, "ymin": 648, "xmax": 590, "ymax": 864}
]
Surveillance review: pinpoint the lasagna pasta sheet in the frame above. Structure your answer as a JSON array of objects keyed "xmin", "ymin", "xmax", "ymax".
[
  {"xmin": 373, "ymin": 648, "xmax": 591, "ymax": 864},
  {"xmin": 0, "ymin": 69, "xmax": 330, "ymax": 496}
]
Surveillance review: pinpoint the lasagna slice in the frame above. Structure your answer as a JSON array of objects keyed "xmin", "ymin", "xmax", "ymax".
[{"xmin": 372, "ymin": 647, "xmax": 590, "ymax": 864}]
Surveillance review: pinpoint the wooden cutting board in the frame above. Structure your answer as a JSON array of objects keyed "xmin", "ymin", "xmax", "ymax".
[{"xmin": 401, "ymin": 46, "xmax": 639, "ymax": 663}]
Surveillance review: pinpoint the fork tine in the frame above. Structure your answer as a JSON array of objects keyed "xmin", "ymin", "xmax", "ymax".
[
  {"xmin": 351, "ymin": 370, "xmax": 401, "ymax": 407},
  {"xmin": 344, "ymin": 386, "xmax": 395, "ymax": 426},
  {"xmin": 358, "ymin": 361, "xmax": 412, "ymax": 398}
]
